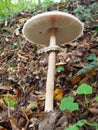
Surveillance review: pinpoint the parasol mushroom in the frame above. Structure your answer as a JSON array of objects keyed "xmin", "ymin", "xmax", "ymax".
[{"xmin": 22, "ymin": 11, "xmax": 83, "ymax": 112}]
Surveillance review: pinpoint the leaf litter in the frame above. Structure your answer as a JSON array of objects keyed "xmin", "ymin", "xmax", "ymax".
[{"xmin": 0, "ymin": 1, "xmax": 98, "ymax": 130}]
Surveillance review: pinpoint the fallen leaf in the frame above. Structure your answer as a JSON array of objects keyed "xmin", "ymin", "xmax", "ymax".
[
  {"xmin": 89, "ymin": 108, "xmax": 98, "ymax": 114},
  {"xmin": 10, "ymin": 117, "xmax": 20, "ymax": 130},
  {"xmin": 0, "ymin": 126, "xmax": 7, "ymax": 130},
  {"xmin": 77, "ymin": 41, "xmax": 90, "ymax": 51},
  {"xmin": 0, "ymin": 85, "xmax": 12, "ymax": 90},
  {"xmin": 18, "ymin": 18, "xmax": 28, "ymax": 23},
  {"xmin": 1, "ymin": 27, "xmax": 14, "ymax": 33},
  {"xmin": 58, "ymin": 52, "xmax": 69, "ymax": 60},
  {"xmin": 54, "ymin": 88, "xmax": 63, "ymax": 101}
]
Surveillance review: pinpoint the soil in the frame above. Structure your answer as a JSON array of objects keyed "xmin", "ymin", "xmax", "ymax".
[{"xmin": 0, "ymin": 1, "xmax": 98, "ymax": 130}]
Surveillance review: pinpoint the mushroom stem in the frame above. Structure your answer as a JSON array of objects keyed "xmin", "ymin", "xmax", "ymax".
[{"xmin": 45, "ymin": 28, "xmax": 57, "ymax": 112}]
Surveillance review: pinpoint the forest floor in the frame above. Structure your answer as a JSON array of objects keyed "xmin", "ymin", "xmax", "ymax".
[{"xmin": 0, "ymin": 1, "xmax": 98, "ymax": 130}]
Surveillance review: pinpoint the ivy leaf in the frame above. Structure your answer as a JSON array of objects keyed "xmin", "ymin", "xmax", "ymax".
[
  {"xmin": 60, "ymin": 97, "xmax": 79, "ymax": 112},
  {"xmin": 77, "ymin": 83, "xmax": 92, "ymax": 95},
  {"xmin": 73, "ymin": 7, "xmax": 82, "ymax": 13}
]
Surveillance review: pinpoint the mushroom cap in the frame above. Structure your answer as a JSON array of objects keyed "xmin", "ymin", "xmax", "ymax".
[{"xmin": 22, "ymin": 11, "xmax": 83, "ymax": 45}]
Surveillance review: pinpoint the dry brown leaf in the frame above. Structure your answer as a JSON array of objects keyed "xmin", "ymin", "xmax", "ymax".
[
  {"xmin": 72, "ymin": 73, "xmax": 85, "ymax": 85},
  {"xmin": 17, "ymin": 51, "xmax": 32, "ymax": 60},
  {"xmin": 72, "ymin": 50, "xmax": 83, "ymax": 57},
  {"xmin": 28, "ymin": 101, "xmax": 38, "ymax": 108},
  {"xmin": 90, "ymin": 49, "xmax": 98, "ymax": 55},
  {"xmin": 0, "ymin": 99, "xmax": 7, "ymax": 109},
  {"xmin": 58, "ymin": 52, "xmax": 69, "ymax": 60},
  {"xmin": 0, "ymin": 126, "xmax": 7, "ymax": 130},
  {"xmin": 77, "ymin": 41, "xmax": 90, "ymax": 51},
  {"xmin": 0, "ymin": 69, "xmax": 7, "ymax": 75},
  {"xmin": 89, "ymin": 108, "xmax": 98, "ymax": 114},
  {"xmin": 10, "ymin": 117, "xmax": 20, "ymax": 130},
  {"xmin": 72, "ymin": 67, "xmax": 97, "ymax": 85},
  {"xmin": 1, "ymin": 27, "xmax": 14, "ymax": 33},
  {"xmin": 18, "ymin": 18, "xmax": 28, "ymax": 23},
  {"xmin": 54, "ymin": 88, "xmax": 63, "ymax": 101},
  {"xmin": 0, "ymin": 85, "xmax": 12, "ymax": 90},
  {"xmin": 17, "ymin": 52, "xmax": 29, "ymax": 60},
  {"xmin": 65, "ymin": 42, "xmax": 79, "ymax": 47}
]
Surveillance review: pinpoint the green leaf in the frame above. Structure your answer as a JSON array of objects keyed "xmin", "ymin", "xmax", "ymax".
[
  {"xmin": 60, "ymin": 97, "xmax": 79, "ymax": 112},
  {"xmin": 27, "ymin": 104, "xmax": 37, "ymax": 110},
  {"xmin": 82, "ymin": 13, "xmax": 92, "ymax": 18},
  {"xmin": 77, "ymin": 83, "xmax": 92, "ymax": 95},
  {"xmin": 65, "ymin": 120, "xmax": 98, "ymax": 130},
  {"xmin": 3, "ymin": 96, "xmax": 17, "ymax": 108},
  {"xmin": 73, "ymin": 7, "xmax": 82, "ymax": 13},
  {"xmin": 95, "ymin": 96, "xmax": 98, "ymax": 101},
  {"xmin": 85, "ymin": 8, "xmax": 91, "ymax": 13},
  {"xmin": 66, "ymin": 125, "xmax": 79, "ymax": 130},
  {"xmin": 56, "ymin": 66, "xmax": 65, "ymax": 72},
  {"xmin": 87, "ymin": 54, "xmax": 96, "ymax": 61},
  {"xmin": 75, "ymin": 61, "xmax": 98, "ymax": 76},
  {"xmin": 76, "ymin": 120, "xmax": 86, "ymax": 127}
]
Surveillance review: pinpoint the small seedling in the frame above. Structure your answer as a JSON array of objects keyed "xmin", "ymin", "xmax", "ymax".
[
  {"xmin": 3, "ymin": 94, "xmax": 17, "ymax": 108},
  {"xmin": 66, "ymin": 120, "xmax": 98, "ymax": 130},
  {"xmin": 77, "ymin": 83, "xmax": 92, "ymax": 108},
  {"xmin": 60, "ymin": 96, "xmax": 79, "ymax": 112}
]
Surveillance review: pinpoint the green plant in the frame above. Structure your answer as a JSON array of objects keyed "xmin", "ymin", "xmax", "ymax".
[
  {"xmin": 56, "ymin": 66, "xmax": 65, "ymax": 72},
  {"xmin": 87, "ymin": 54, "xmax": 97, "ymax": 61},
  {"xmin": 73, "ymin": 2, "xmax": 98, "ymax": 20},
  {"xmin": 75, "ymin": 61, "xmax": 98, "ymax": 76},
  {"xmin": 60, "ymin": 96, "xmax": 79, "ymax": 112},
  {"xmin": 77, "ymin": 83, "xmax": 92, "ymax": 108},
  {"xmin": 92, "ymin": 24, "xmax": 98, "ymax": 33},
  {"xmin": 95, "ymin": 96, "xmax": 98, "ymax": 101},
  {"xmin": 74, "ymin": 53, "xmax": 98, "ymax": 76},
  {"xmin": 66, "ymin": 120, "xmax": 98, "ymax": 130},
  {"xmin": 0, "ymin": 0, "xmax": 36, "ymax": 20},
  {"xmin": 3, "ymin": 94, "xmax": 17, "ymax": 108}
]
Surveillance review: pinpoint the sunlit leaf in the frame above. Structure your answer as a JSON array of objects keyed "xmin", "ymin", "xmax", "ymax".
[
  {"xmin": 77, "ymin": 83, "xmax": 92, "ymax": 95},
  {"xmin": 18, "ymin": 18, "xmax": 28, "ymax": 23},
  {"xmin": 76, "ymin": 120, "xmax": 86, "ymax": 127},
  {"xmin": 60, "ymin": 97, "xmax": 79, "ymax": 112}
]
